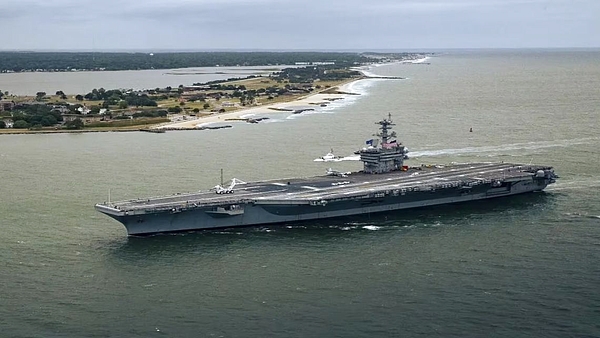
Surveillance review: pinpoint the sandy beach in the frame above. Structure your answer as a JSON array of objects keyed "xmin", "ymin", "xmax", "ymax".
[{"xmin": 156, "ymin": 79, "xmax": 364, "ymax": 129}]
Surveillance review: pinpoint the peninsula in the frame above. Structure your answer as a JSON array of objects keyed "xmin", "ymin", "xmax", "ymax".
[{"xmin": 0, "ymin": 52, "xmax": 429, "ymax": 134}]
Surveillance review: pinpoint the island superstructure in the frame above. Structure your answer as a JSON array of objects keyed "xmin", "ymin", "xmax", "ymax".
[{"xmin": 95, "ymin": 114, "xmax": 558, "ymax": 236}]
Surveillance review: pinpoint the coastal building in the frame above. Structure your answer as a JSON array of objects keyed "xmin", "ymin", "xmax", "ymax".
[
  {"xmin": 77, "ymin": 105, "xmax": 91, "ymax": 115},
  {"xmin": 61, "ymin": 114, "xmax": 81, "ymax": 123},
  {"xmin": 183, "ymin": 85, "xmax": 211, "ymax": 91},
  {"xmin": 207, "ymin": 92, "xmax": 224, "ymax": 100},
  {"xmin": 62, "ymin": 114, "xmax": 104, "ymax": 124},
  {"xmin": 1, "ymin": 117, "xmax": 13, "ymax": 128},
  {"xmin": 181, "ymin": 91, "xmax": 208, "ymax": 101},
  {"xmin": 0, "ymin": 100, "xmax": 15, "ymax": 112},
  {"xmin": 50, "ymin": 105, "xmax": 71, "ymax": 114},
  {"xmin": 294, "ymin": 61, "xmax": 335, "ymax": 66}
]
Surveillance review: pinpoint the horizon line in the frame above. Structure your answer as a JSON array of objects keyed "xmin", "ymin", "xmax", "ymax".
[{"xmin": 1, "ymin": 47, "xmax": 599, "ymax": 53}]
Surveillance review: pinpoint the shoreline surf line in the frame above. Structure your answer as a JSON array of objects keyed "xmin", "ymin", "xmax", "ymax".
[{"xmin": 156, "ymin": 78, "xmax": 369, "ymax": 130}]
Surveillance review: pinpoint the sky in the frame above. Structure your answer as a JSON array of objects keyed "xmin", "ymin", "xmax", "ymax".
[{"xmin": 1, "ymin": 0, "xmax": 599, "ymax": 51}]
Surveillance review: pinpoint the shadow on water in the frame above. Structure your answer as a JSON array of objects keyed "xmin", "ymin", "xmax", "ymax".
[{"xmin": 106, "ymin": 192, "xmax": 555, "ymax": 260}]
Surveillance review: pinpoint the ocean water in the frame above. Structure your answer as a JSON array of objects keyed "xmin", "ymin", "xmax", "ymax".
[{"xmin": 1, "ymin": 50, "xmax": 599, "ymax": 337}]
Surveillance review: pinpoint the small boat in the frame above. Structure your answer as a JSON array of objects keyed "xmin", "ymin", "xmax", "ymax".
[
  {"xmin": 321, "ymin": 152, "xmax": 338, "ymax": 161},
  {"xmin": 316, "ymin": 149, "xmax": 342, "ymax": 162}
]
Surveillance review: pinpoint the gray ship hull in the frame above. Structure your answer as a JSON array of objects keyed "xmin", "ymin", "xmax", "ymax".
[{"xmin": 95, "ymin": 163, "xmax": 557, "ymax": 236}]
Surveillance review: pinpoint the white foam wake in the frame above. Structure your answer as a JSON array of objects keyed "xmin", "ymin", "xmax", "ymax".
[
  {"xmin": 313, "ymin": 155, "xmax": 360, "ymax": 162},
  {"xmin": 545, "ymin": 179, "xmax": 600, "ymax": 192},
  {"xmin": 409, "ymin": 137, "xmax": 599, "ymax": 158},
  {"xmin": 311, "ymin": 137, "xmax": 596, "ymax": 164},
  {"xmin": 313, "ymin": 158, "xmax": 343, "ymax": 162}
]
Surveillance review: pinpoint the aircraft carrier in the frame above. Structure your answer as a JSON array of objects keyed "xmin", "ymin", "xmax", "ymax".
[{"xmin": 95, "ymin": 115, "xmax": 558, "ymax": 236}]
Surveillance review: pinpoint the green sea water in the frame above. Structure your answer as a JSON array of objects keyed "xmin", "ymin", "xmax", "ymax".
[{"xmin": 1, "ymin": 50, "xmax": 599, "ymax": 337}]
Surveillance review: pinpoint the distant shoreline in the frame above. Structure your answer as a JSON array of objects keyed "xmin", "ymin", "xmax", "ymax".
[
  {"xmin": 0, "ymin": 50, "xmax": 421, "ymax": 74},
  {"xmin": 0, "ymin": 58, "xmax": 419, "ymax": 135}
]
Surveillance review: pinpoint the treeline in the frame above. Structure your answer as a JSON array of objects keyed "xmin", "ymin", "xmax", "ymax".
[
  {"xmin": 9, "ymin": 104, "xmax": 64, "ymax": 128},
  {"xmin": 193, "ymin": 76, "xmax": 257, "ymax": 88},
  {"xmin": 0, "ymin": 52, "xmax": 389, "ymax": 72},
  {"xmin": 272, "ymin": 66, "xmax": 362, "ymax": 83},
  {"xmin": 82, "ymin": 88, "xmax": 158, "ymax": 108}
]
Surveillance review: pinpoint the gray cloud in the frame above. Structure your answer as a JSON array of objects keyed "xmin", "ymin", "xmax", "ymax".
[{"xmin": 0, "ymin": 0, "xmax": 598, "ymax": 50}]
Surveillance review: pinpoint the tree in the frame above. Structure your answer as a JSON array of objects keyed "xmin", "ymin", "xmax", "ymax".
[
  {"xmin": 75, "ymin": 94, "xmax": 84, "ymax": 101},
  {"xmin": 203, "ymin": 103, "xmax": 210, "ymax": 110},
  {"xmin": 56, "ymin": 90, "xmax": 67, "ymax": 100},
  {"xmin": 192, "ymin": 108, "xmax": 200, "ymax": 113},
  {"xmin": 118, "ymin": 100, "xmax": 128, "ymax": 109},
  {"xmin": 65, "ymin": 118, "xmax": 84, "ymax": 130},
  {"xmin": 246, "ymin": 94, "xmax": 255, "ymax": 105},
  {"xmin": 167, "ymin": 106, "xmax": 182, "ymax": 113},
  {"xmin": 40, "ymin": 115, "xmax": 58, "ymax": 126},
  {"xmin": 35, "ymin": 92, "xmax": 46, "ymax": 101},
  {"xmin": 0, "ymin": 120, "xmax": 5, "ymax": 128},
  {"xmin": 13, "ymin": 120, "xmax": 30, "ymax": 129}
]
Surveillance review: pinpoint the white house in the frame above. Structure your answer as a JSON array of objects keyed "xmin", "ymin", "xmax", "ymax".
[
  {"xmin": 77, "ymin": 106, "xmax": 91, "ymax": 115},
  {"xmin": 1, "ymin": 117, "xmax": 13, "ymax": 128}
]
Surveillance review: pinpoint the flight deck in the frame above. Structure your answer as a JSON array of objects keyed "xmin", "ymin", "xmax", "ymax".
[{"xmin": 102, "ymin": 162, "xmax": 552, "ymax": 214}]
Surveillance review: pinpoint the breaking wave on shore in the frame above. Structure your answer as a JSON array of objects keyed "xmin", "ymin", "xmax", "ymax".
[
  {"xmin": 286, "ymin": 79, "xmax": 382, "ymax": 121},
  {"xmin": 353, "ymin": 56, "xmax": 430, "ymax": 77}
]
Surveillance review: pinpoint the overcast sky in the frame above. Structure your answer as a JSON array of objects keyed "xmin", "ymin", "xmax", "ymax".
[{"xmin": 1, "ymin": 0, "xmax": 598, "ymax": 51}]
